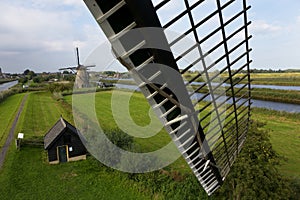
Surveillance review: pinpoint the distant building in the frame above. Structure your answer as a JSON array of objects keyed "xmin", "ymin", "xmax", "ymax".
[
  {"xmin": 97, "ymin": 81, "xmax": 114, "ymax": 88},
  {"xmin": 113, "ymin": 73, "xmax": 120, "ymax": 79},
  {"xmin": 44, "ymin": 117, "xmax": 87, "ymax": 164}
]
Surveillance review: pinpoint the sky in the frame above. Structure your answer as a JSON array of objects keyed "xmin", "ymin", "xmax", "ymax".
[{"xmin": 0, "ymin": 0, "xmax": 299, "ymax": 73}]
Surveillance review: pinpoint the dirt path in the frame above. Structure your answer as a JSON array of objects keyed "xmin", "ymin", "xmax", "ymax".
[{"xmin": 0, "ymin": 94, "xmax": 28, "ymax": 169}]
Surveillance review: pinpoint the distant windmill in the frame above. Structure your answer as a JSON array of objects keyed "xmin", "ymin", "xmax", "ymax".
[{"xmin": 59, "ymin": 47, "xmax": 95, "ymax": 89}]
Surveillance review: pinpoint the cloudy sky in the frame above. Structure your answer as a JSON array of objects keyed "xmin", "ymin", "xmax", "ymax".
[{"xmin": 0, "ymin": 0, "xmax": 299, "ymax": 73}]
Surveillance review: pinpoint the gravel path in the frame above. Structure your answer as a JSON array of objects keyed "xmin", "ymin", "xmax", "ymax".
[{"xmin": 0, "ymin": 94, "xmax": 28, "ymax": 169}]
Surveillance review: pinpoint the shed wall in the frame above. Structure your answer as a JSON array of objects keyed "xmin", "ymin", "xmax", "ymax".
[{"xmin": 47, "ymin": 129, "xmax": 87, "ymax": 162}]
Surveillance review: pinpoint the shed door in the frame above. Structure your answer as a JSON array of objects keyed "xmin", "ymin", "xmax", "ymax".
[{"xmin": 58, "ymin": 146, "xmax": 68, "ymax": 163}]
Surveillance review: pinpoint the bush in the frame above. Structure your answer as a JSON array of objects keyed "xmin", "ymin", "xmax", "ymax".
[
  {"xmin": 0, "ymin": 87, "xmax": 24, "ymax": 103},
  {"xmin": 19, "ymin": 77, "xmax": 28, "ymax": 84},
  {"xmin": 32, "ymin": 76, "xmax": 43, "ymax": 83},
  {"xmin": 48, "ymin": 83, "xmax": 73, "ymax": 93},
  {"xmin": 105, "ymin": 129, "xmax": 134, "ymax": 150},
  {"xmin": 214, "ymin": 120, "xmax": 293, "ymax": 199}
]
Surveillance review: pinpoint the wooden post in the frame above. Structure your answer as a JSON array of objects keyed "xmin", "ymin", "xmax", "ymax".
[{"xmin": 15, "ymin": 139, "xmax": 21, "ymax": 150}]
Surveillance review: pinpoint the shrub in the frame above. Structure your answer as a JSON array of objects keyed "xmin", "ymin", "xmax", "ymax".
[
  {"xmin": 0, "ymin": 87, "xmax": 24, "ymax": 103},
  {"xmin": 214, "ymin": 121, "xmax": 293, "ymax": 199}
]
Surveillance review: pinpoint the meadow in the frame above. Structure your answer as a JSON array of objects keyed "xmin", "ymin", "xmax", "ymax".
[
  {"xmin": 248, "ymin": 88, "xmax": 300, "ymax": 104},
  {"xmin": 0, "ymin": 92, "xmax": 153, "ymax": 200},
  {"xmin": 0, "ymin": 90, "xmax": 299, "ymax": 199},
  {"xmin": 229, "ymin": 72, "xmax": 300, "ymax": 86},
  {"xmin": 0, "ymin": 94, "xmax": 25, "ymax": 147},
  {"xmin": 246, "ymin": 72, "xmax": 300, "ymax": 86},
  {"xmin": 252, "ymin": 108, "xmax": 300, "ymax": 178},
  {"xmin": 183, "ymin": 71, "xmax": 300, "ymax": 86},
  {"xmin": 65, "ymin": 90, "xmax": 300, "ymax": 178},
  {"xmin": 190, "ymin": 84, "xmax": 300, "ymax": 105}
]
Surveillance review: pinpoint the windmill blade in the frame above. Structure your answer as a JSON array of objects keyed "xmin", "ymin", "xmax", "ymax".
[
  {"xmin": 76, "ymin": 47, "xmax": 80, "ymax": 66},
  {"xmin": 59, "ymin": 67, "xmax": 77, "ymax": 71},
  {"xmin": 84, "ymin": 0, "xmax": 252, "ymax": 195},
  {"xmin": 83, "ymin": 65, "xmax": 96, "ymax": 68},
  {"xmin": 77, "ymin": 65, "xmax": 96, "ymax": 70}
]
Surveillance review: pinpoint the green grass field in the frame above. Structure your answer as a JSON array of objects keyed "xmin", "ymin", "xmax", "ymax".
[
  {"xmin": 237, "ymin": 72, "xmax": 300, "ymax": 86},
  {"xmin": 0, "ymin": 92, "xmax": 152, "ymax": 200},
  {"xmin": 0, "ymin": 93, "xmax": 25, "ymax": 147},
  {"xmin": 64, "ymin": 91, "xmax": 172, "ymax": 151},
  {"xmin": 65, "ymin": 90, "xmax": 300, "ymax": 177},
  {"xmin": 0, "ymin": 146, "xmax": 150, "ymax": 200},
  {"xmin": 184, "ymin": 71, "xmax": 300, "ymax": 86},
  {"xmin": 252, "ymin": 108, "xmax": 300, "ymax": 178},
  {"xmin": 250, "ymin": 88, "xmax": 300, "ymax": 104},
  {"xmin": 15, "ymin": 92, "xmax": 73, "ymax": 140},
  {"xmin": 0, "ymin": 91, "xmax": 299, "ymax": 199}
]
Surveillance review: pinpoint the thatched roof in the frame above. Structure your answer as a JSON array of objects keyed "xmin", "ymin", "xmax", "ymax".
[{"xmin": 44, "ymin": 117, "xmax": 79, "ymax": 150}]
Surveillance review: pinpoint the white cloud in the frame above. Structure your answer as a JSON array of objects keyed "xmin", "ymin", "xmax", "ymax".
[
  {"xmin": 251, "ymin": 20, "xmax": 282, "ymax": 36},
  {"xmin": 297, "ymin": 16, "xmax": 300, "ymax": 23},
  {"xmin": 0, "ymin": 0, "xmax": 106, "ymax": 72},
  {"xmin": 0, "ymin": 2, "xmax": 76, "ymax": 53}
]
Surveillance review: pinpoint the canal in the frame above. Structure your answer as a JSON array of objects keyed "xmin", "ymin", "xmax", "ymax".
[
  {"xmin": 115, "ymin": 83, "xmax": 300, "ymax": 113},
  {"xmin": 0, "ymin": 80, "xmax": 18, "ymax": 92}
]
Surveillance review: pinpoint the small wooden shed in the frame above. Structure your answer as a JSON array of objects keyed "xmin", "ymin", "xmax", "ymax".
[{"xmin": 44, "ymin": 117, "xmax": 87, "ymax": 164}]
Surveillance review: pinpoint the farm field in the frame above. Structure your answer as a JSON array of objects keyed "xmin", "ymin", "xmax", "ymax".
[{"xmin": 0, "ymin": 90, "xmax": 299, "ymax": 199}]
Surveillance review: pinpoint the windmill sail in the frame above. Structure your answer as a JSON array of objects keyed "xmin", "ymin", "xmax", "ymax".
[
  {"xmin": 59, "ymin": 47, "xmax": 96, "ymax": 88},
  {"xmin": 84, "ymin": 0, "xmax": 252, "ymax": 195}
]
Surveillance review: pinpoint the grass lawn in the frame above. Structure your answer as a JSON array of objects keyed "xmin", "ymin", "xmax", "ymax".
[
  {"xmin": 15, "ymin": 92, "xmax": 74, "ymax": 139},
  {"xmin": 0, "ymin": 93, "xmax": 25, "ymax": 147},
  {"xmin": 1, "ymin": 90, "xmax": 299, "ymax": 199},
  {"xmin": 65, "ymin": 90, "xmax": 300, "ymax": 178},
  {"xmin": 252, "ymin": 108, "xmax": 300, "ymax": 179},
  {"xmin": 65, "ymin": 91, "xmax": 173, "ymax": 152},
  {"xmin": 0, "ymin": 146, "xmax": 149, "ymax": 200},
  {"xmin": 0, "ymin": 92, "xmax": 152, "ymax": 199},
  {"xmin": 65, "ymin": 90, "xmax": 190, "ymax": 173}
]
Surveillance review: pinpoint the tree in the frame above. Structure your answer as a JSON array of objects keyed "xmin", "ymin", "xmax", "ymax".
[
  {"xmin": 28, "ymin": 70, "xmax": 36, "ymax": 79},
  {"xmin": 23, "ymin": 69, "xmax": 36, "ymax": 80},
  {"xmin": 33, "ymin": 76, "xmax": 43, "ymax": 83},
  {"xmin": 19, "ymin": 77, "xmax": 28, "ymax": 84},
  {"xmin": 23, "ymin": 69, "xmax": 30, "ymax": 75},
  {"xmin": 214, "ymin": 121, "xmax": 292, "ymax": 199}
]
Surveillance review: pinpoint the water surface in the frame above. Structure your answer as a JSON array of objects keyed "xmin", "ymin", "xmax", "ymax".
[
  {"xmin": 115, "ymin": 83, "xmax": 300, "ymax": 113},
  {"xmin": 0, "ymin": 81, "xmax": 18, "ymax": 92}
]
